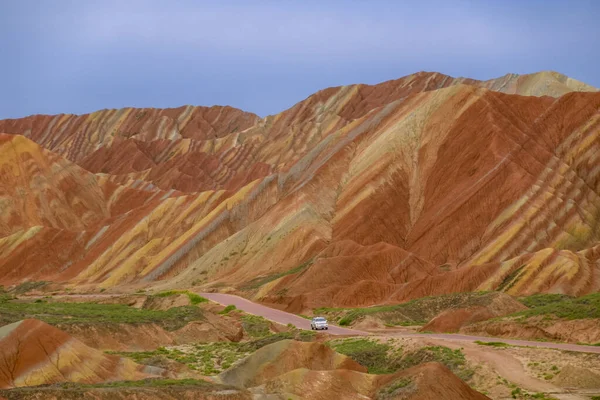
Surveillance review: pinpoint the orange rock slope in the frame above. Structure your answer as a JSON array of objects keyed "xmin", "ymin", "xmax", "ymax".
[
  {"xmin": 1, "ymin": 71, "xmax": 599, "ymax": 309},
  {"xmin": 0, "ymin": 319, "xmax": 162, "ymax": 388}
]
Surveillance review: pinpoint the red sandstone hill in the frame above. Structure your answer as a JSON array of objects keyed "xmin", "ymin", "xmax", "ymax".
[
  {"xmin": 0, "ymin": 319, "xmax": 162, "ymax": 388},
  {"xmin": 1, "ymin": 71, "xmax": 599, "ymax": 310}
]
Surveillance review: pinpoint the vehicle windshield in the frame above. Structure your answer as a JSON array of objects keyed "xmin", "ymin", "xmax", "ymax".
[{"xmin": 314, "ymin": 317, "xmax": 326, "ymax": 322}]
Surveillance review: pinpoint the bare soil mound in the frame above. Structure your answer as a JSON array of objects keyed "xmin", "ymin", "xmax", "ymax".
[
  {"xmin": 421, "ymin": 292, "xmax": 527, "ymax": 333},
  {"xmin": 552, "ymin": 365, "xmax": 600, "ymax": 388},
  {"xmin": 422, "ymin": 307, "xmax": 494, "ymax": 333},
  {"xmin": 218, "ymin": 339, "xmax": 366, "ymax": 388},
  {"xmin": 461, "ymin": 317, "xmax": 600, "ymax": 344},
  {"xmin": 353, "ymin": 316, "xmax": 387, "ymax": 330},
  {"xmin": 142, "ymin": 294, "xmax": 191, "ymax": 311},
  {"xmin": 0, "ymin": 319, "xmax": 162, "ymax": 388},
  {"xmin": 262, "ymin": 362, "xmax": 490, "ymax": 400},
  {"xmin": 60, "ymin": 323, "xmax": 175, "ymax": 352}
]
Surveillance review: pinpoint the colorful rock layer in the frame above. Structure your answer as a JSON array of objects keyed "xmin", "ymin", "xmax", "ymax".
[{"xmin": 0, "ymin": 71, "xmax": 599, "ymax": 309}]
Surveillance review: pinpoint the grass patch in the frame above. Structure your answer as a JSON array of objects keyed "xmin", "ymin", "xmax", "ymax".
[
  {"xmin": 240, "ymin": 259, "xmax": 314, "ymax": 290},
  {"xmin": 219, "ymin": 305, "xmax": 237, "ymax": 314},
  {"xmin": 297, "ymin": 329, "xmax": 317, "ymax": 342},
  {"xmin": 518, "ymin": 294, "xmax": 571, "ymax": 308},
  {"xmin": 110, "ymin": 343, "xmax": 251, "ymax": 375},
  {"xmin": 327, "ymin": 338, "xmax": 401, "ymax": 374},
  {"xmin": 475, "ymin": 341, "xmax": 510, "ymax": 348},
  {"xmin": 0, "ymin": 296, "xmax": 205, "ymax": 330},
  {"xmin": 514, "ymin": 292, "xmax": 600, "ymax": 320},
  {"xmin": 328, "ymin": 339, "xmax": 473, "ymax": 380},
  {"xmin": 398, "ymin": 346, "xmax": 474, "ymax": 381},
  {"xmin": 240, "ymin": 314, "xmax": 271, "ymax": 337},
  {"xmin": 153, "ymin": 290, "xmax": 207, "ymax": 305}
]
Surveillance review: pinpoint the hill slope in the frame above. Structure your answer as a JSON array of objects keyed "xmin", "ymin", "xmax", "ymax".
[
  {"xmin": 0, "ymin": 71, "xmax": 599, "ymax": 310},
  {"xmin": 0, "ymin": 319, "xmax": 161, "ymax": 388}
]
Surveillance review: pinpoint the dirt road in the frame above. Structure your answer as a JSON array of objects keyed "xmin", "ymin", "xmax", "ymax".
[{"xmin": 200, "ymin": 293, "xmax": 600, "ymax": 354}]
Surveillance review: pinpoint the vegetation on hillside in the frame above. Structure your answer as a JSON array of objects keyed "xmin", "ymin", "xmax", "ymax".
[
  {"xmin": 518, "ymin": 294, "xmax": 571, "ymax": 309},
  {"xmin": 219, "ymin": 304, "xmax": 237, "ymax": 314},
  {"xmin": 327, "ymin": 338, "xmax": 402, "ymax": 374},
  {"xmin": 315, "ymin": 291, "xmax": 495, "ymax": 326},
  {"xmin": 0, "ymin": 296, "xmax": 205, "ymax": 330},
  {"xmin": 376, "ymin": 377, "xmax": 414, "ymax": 399},
  {"xmin": 112, "ymin": 330, "xmax": 316, "ymax": 375},
  {"xmin": 515, "ymin": 292, "xmax": 600, "ymax": 320},
  {"xmin": 315, "ymin": 291, "xmax": 600, "ymax": 329},
  {"xmin": 327, "ymin": 338, "xmax": 474, "ymax": 380},
  {"xmin": 240, "ymin": 314, "xmax": 271, "ymax": 337},
  {"xmin": 152, "ymin": 290, "xmax": 208, "ymax": 305}
]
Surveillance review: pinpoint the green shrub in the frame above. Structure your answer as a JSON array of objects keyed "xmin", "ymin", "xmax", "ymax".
[
  {"xmin": 328, "ymin": 338, "xmax": 400, "ymax": 374},
  {"xmin": 475, "ymin": 341, "xmax": 510, "ymax": 348},
  {"xmin": 186, "ymin": 293, "xmax": 208, "ymax": 305},
  {"xmin": 219, "ymin": 305, "xmax": 237, "ymax": 314},
  {"xmin": 153, "ymin": 290, "xmax": 207, "ymax": 305},
  {"xmin": 241, "ymin": 315, "xmax": 271, "ymax": 337}
]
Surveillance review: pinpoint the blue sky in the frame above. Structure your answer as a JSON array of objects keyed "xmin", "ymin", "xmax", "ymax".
[{"xmin": 2, "ymin": 0, "xmax": 599, "ymax": 118}]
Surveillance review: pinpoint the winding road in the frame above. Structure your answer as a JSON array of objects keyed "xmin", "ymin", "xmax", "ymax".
[
  {"xmin": 201, "ymin": 292, "xmax": 360, "ymax": 335},
  {"xmin": 200, "ymin": 293, "xmax": 600, "ymax": 354}
]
